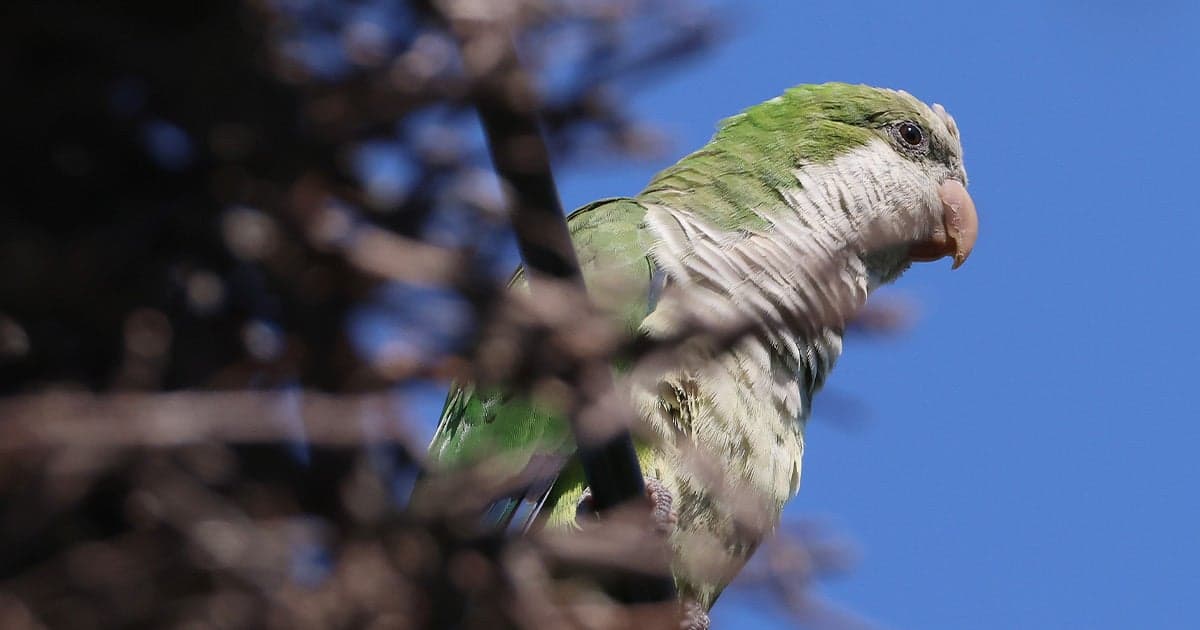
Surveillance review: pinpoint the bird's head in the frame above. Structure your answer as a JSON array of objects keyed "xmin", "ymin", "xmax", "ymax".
[{"xmin": 712, "ymin": 82, "xmax": 979, "ymax": 274}]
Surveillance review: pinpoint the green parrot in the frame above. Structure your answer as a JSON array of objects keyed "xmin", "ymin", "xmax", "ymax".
[{"xmin": 426, "ymin": 83, "xmax": 978, "ymax": 624}]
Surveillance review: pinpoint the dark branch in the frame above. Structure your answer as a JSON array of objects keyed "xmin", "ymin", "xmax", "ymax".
[{"xmin": 435, "ymin": 5, "xmax": 674, "ymax": 605}]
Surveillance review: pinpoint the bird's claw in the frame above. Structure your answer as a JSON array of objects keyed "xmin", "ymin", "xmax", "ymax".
[
  {"xmin": 680, "ymin": 599, "xmax": 710, "ymax": 630},
  {"xmin": 575, "ymin": 481, "xmax": 700, "ymax": 628},
  {"xmin": 644, "ymin": 477, "xmax": 678, "ymax": 537},
  {"xmin": 575, "ymin": 477, "xmax": 678, "ymax": 536}
]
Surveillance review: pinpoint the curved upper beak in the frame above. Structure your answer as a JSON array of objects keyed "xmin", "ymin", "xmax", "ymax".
[{"xmin": 908, "ymin": 178, "xmax": 978, "ymax": 269}]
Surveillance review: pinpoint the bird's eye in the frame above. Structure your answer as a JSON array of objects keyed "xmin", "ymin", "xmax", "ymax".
[{"xmin": 896, "ymin": 121, "xmax": 924, "ymax": 147}]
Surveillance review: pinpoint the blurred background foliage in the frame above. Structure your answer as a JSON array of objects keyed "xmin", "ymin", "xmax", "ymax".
[
  {"xmin": 0, "ymin": 2, "xmax": 775, "ymax": 628},
  {"xmin": 0, "ymin": 1, "xmax": 896, "ymax": 628},
  {"xmin": 0, "ymin": 0, "xmax": 718, "ymax": 394}
]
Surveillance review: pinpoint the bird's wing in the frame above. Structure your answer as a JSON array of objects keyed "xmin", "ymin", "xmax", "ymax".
[{"xmin": 426, "ymin": 197, "xmax": 658, "ymax": 531}]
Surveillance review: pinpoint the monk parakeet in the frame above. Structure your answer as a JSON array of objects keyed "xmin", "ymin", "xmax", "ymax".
[{"xmin": 426, "ymin": 82, "xmax": 978, "ymax": 622}]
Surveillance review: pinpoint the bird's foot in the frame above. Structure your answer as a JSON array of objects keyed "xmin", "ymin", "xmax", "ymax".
[
  {"xmin": 643, "ymin": 476, "xmax": 677, "ymax": 537},
  {"xmin": 680, "ymin": 599, "xmax": 710, "ymax": 630},
  {"xmin": 575, "ymin": 477, "xmax": 678, "ymax": 536}
]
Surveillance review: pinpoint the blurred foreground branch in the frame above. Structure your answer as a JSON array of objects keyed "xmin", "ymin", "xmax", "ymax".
[
  {"xmin": 434, "ymin": 1, "xmax": 655, "ymax": 525},
  {"xmin": 0, "ymin": 1, "xmax": 897, "ymax": 628},
  {"xmin": 0, "ymin": 391, "xmax": 409, "ymax": 451}
]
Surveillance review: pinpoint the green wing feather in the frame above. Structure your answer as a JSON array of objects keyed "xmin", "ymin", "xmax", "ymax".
[{"xmin": 427, "ymin": 197, "xmax": 658, "ymax": 528}]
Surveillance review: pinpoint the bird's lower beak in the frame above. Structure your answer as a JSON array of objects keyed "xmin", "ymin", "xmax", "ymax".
[{"xmin": 908, "ymin": 178, "xmax": 978, "ymax": 269}]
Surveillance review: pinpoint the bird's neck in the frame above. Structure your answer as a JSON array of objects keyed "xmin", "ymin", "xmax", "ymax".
[{"xmin": 635, "ymin": 148, "xmax": 920, "ymax": 411}]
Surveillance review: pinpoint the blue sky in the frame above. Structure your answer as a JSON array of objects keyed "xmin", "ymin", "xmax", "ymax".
[{"xmin": 551, "ymin": 1, "xmax": 1200, "ymax": 628}]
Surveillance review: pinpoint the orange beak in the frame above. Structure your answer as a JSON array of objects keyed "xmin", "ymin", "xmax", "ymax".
[{"xmin": 908, "ymin": 178, "xmax": 978, "ymax": 269}]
